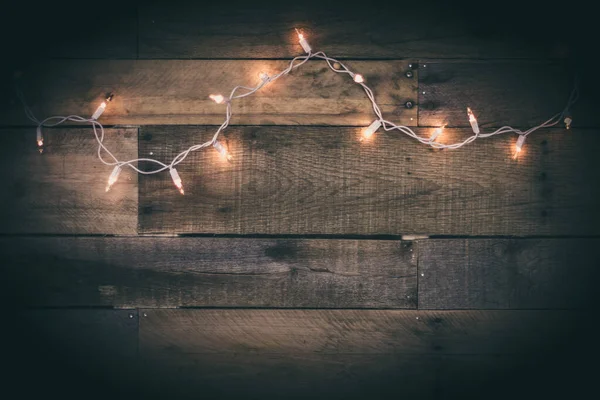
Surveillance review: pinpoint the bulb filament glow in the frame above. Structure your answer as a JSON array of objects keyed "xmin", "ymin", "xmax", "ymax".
[
  {"xmin": 467, "ymin": 107, "xmax": 480, "ymax": 134},
  {"xmin": 514, "ymin": 135, "xmax": 526, "ymax": 159},
  {"xmin": 92, "ymin": 93, "xmax": 114, "ymax": 120},
  {"xmin": 170, "ymin": 168, "xmax": 185, "ymax": 195},
  {"xmin": 210, "ymin": 94, "xmax": 225, "ymax": 104},
  {"xmin": 362, "ymin": 120, "xmax": 382, "ymax": 140},
  {"xmin": 36, "ymin": 126, "xmax": 44, "ymax": 149},
  {"xmin": 105, "ymin": 165, "xmax": 122, "ymax": 192},
  {"xmin": 213, "ymin": 140, "xmax": 233, "ymax": 162},
  {"xmin": 295, "ymin": 28, "xmax": 312, "ymax": 53},
  {"xmin": 430, "ymin": 127, "xmax": 443, "ymax": 142},
  {"xmin": 354, "ymin": 74, "xmax": 364, "ymax": 83}
]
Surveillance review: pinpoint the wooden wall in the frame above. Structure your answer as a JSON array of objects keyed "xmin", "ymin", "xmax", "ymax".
[{"xmin": 1, "ymin": 1, "xmax": 598, "ymax": 399}]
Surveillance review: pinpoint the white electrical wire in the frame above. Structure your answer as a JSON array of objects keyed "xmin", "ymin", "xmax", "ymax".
[{"xmin": 18, "ymin": 32, "xmax": 579, "ymax": 192}]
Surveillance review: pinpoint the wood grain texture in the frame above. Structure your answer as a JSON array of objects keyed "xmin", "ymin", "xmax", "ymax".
[
  {"xmin": 418, "ymin": 61, "xmax": 593, "ymax": 128},
  {"xmin": 5, "ymin": 309, "xmax": 138, "ymax": 399},
  {"xmin": 138, "ymin": 1, "xmax": 568, "ymax": 59},
  {"xmin": 139, "ymin": 126, "xmax": 600, "ymax": 235},
  {"xmin": 138, "ymin": 309, "xmax": 593, "ymax": 398},
  {"xmin": 138, "ymin": 354, "xmax": 438, "ymax": 399},
  {"xmin": 0, "ymin": 237, "xmax": 416, "ymax": 308},
  {"xmin": 0, "ymin": 128, "xmax": 137, "ymax": 234},
  {"xmin": 3, "ymin": 60, "xmax": 417, "ymax": 126},
  {"xmin": 418, "ymin": 239, "xmax": 600, "ymax": 310},
  {"xmin": 139, "ymin": 309, "xmax": 583, "ymax": 356},
  {"xmin": 137, "ymin": 353, "xmax": 588, "ymax": 400}
]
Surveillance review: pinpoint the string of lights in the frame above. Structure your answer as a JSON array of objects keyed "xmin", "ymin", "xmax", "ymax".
[{"xmin": 19, "ymin": 29, "xmax": 579, "ymax": 194}]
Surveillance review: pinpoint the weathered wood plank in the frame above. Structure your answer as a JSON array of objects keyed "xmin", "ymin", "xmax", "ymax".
[
  {"xmin": 139, "ymin": 309, "xmax": 582, "ymax": 356},
  {"xmin": 2, "ymin": 3, "xmax": 137, "ymax": 60},
  {"xmin": 138, "ymin": 353, "xmax": 439, "ymax": 399},
  {"xmin": 418, "ymin": 61, "xmax": 593, "ymax": 128},
  {"xmin": 0, "ymin": 237, "xmax": 416, "ymax": 308},
  {"xmin": 138, "ymin": 309, "xmax": 592, "ymax": 397},
  {"xmin": 0, "ymin": 128, "xmax": 137, "ymax": 234},
  {"xmin": 5, "ymin": 309, "xmax": 138, "ymax": 399},
  {"xmin": 138, "ymin": 2, "xmax": 567, "ymax": 59},
  {"xmin": 139, "ymin": 126, "xmax": 600, "ymax": 235},
  {"xmin": 137, "ymin": 353, "xmax": 587, "ymax": 400},
  {"xmin": 418, "ymin": 239, "xmax": 600, "ymax": 310},
  {"xmin": 3, "ymin": 60, "xmax": 417, "ymax": 126}
]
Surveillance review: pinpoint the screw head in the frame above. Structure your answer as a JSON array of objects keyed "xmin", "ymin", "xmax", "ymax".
[
  {"xmin": 405, "ymin": 70, "xmax": 414, "ymax": 78},
  {"xmin": 405, "ymin": 101, "xmax": 414, "ymax": 109}
]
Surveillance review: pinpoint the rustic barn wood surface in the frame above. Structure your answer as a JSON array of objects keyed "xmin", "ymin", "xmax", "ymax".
[{"xmin": 1, "ymin": 0, "xmax": 597, "ymax": 399}]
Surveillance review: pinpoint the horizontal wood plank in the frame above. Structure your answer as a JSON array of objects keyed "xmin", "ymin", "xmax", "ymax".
[
  {"xmin": 139, "ymin": 126, "xmax": 600, "ymax": 235},
  {"xmin": 137, "ymin": 353, "xmax": 588, "ymax": 400},
  {"xmin": 418, "ymin": 239, "xmax": 600, "ymax": 309},
  {"xmin": 138, "ymin": 2, "xmax": 567, "ymax": 59},
  {"xmin": 0, "ymin": 128, "xmax": 138, "ymax": 234},
  {"xmin": 3, "ymin": 60, "xmax": 417, "ymax": 126},
  {"xmin": 4, "ymin": 309, "xmax": 138, "ymax": 399},
  {"xmin": 139, "ymin": 309, "xmax": 584, "ymax": 356},
  {"xmin": 138, "ymin": 353, "xmax": 439, "ymax": 399},
  {"xmin": 0, "ymin": 237, "xmax": 416, "ymax": 308},
  {"xmin": 418, "ymin": 61, "xmax": 594, "ymax": 128},
  {"xmin": 138, "ymin": 309, "xmax": 593, "ymax": 398}
]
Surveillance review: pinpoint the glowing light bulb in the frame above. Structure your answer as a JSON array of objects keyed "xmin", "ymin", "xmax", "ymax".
[
  {"xmin": 513, "ymin": 135, "xmax": 526, "ymax": 159},
  {"xmin": 210, "ymin": 94, "xmax": 225, "ymax": 104},
  {"xmin": 295, "ymin": 28, "xmax": 312, "ymax": 53},
  {"xmin": 564, "ymin": 116, "xmax": 573, "ymax": 129},
  {"xmin": 105, "ymin": 165, "xmax": 122, "ymax": 192},
  {"xmin": 170, "ymin": 168, "xmax": 185, "ymax": 195},
  {"xmin": 467, "ymin": 107, "xmax": 480, "ymax": 134},
  {"xmin": 354, "ymin": 74, "xmax": 364, "ymax": 83},
  {"xmin": 213, "ymin": 140, "xmax": 233, "ymax": 162},
  {"xmin": 259, "ymin": 72, "xmax": 269, "ymax": 82},
  {"xmin": 361, "ymin": 120, "xmax": 382, "ymax": 140},
  {"xmin": 92, "ymin": 93, "xmax": 114, "ymax": 120},
  {"xmin": 430, "ymin": 127, "xmax": 443, "ymax": 142},
  {"xmin": 36, "ymin": 126, "xmax": 43, "ymax": 148}
]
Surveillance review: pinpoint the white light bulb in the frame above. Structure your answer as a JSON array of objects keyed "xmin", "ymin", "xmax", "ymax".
[
  {"xmin": 213, "ymin": 140, "xmax": 233, "ymax": 162},
  {"xmin": 467, "ymin": 107, "xmax": 480, "ymax": 134},
  {"xmin": 354, "ymin": 74, "xmax": 364, "ymax": 83},
  {"xmin": 36, "ymin": 126, "xmax": 43, "ymax": 148},
  {"xmin": 564, "ymin": 116, "xmax": 573, "ymax": 130},
  {"xmin": 514, "ymin": 135, "xmax": 526, "ymax": 159},
  {"xmin": 170, "ymin": 168, "xmax": 185, "ymax": 195},
  {"xmin": 92, "ymin": 93, "xmax": 114, "ymax": 120},
  {"xmin": 362, "ymin": 120, "xmax": 382, "ymax": 140},
  {"xmin": 295, "ymin": 28, "xmax": 312, "ymax": 53},
  {"xmin": 210, "ymin": 94, "xmax": 225, "ymax": 104},
  {"xmin": 430, "ymin": 127, "xmax": 443, "ymax": 142},
  {"xmin": 259, "ymin": 72, "xmax": 269, "ymax": 81},
  {"xmin": 105, "ymin": 165, "xmax": 122, "ymax": 192}
]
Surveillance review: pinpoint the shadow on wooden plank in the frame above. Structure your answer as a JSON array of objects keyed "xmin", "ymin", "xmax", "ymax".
[
  {"xmin": 0, "ymin": 128, "xmax": 138, "ymax": 234},
  {"xmin": 418, "ymin": 239, "xmax": 600, "ymax": 310},
  {"xmin": 137, "ymin": 309, "xmax": 596, "ymax": 399},
  {"xmin": 0, "ymin": 237, "xmax": 417, "ymax": 309},
  {"xmin": 138, "ymin": 0, "xmax": 570, "ymax": 59},
  {"xmin": 3, "ymin": 309, "xmax": 138, "ymax": 400}
]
